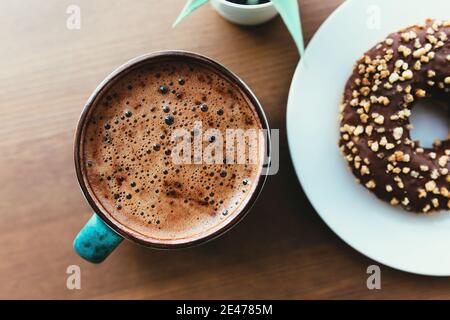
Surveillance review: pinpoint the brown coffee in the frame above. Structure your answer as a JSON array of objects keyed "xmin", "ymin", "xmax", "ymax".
[{"xmin": 80, "ymin": 57, "xmax": 265, "ymax": 241}]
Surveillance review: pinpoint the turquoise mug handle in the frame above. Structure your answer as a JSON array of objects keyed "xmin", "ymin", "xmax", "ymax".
[{"xmin": 73, "ymin": 214, "xmax": 123, "ymax": 263}]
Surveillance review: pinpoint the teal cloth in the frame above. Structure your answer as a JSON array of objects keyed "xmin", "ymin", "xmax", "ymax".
[
  {"xmin": 173, "ymin": 0, "xmax": 209, "ymax": 27},
  {"xmin": 271, "ymin": 0, "xmax": 304, "ymax": 55},
  {"xmin": 173, "ymin": 0, "xmax": 304, "ymax": 55}
]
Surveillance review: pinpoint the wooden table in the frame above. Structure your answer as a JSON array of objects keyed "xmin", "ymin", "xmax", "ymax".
[{"xmin": 1, "ymin": 0, "xmax": 448, "ymax": 300}]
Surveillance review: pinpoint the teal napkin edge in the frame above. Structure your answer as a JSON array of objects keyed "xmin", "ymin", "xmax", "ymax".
[
  {"xmin": 173, "ymin": 0, "xmax": 209, "ymax": 27},
  {"xmin": 173, "ymin": 0, "xmax": 305, "ymax": 56},
  {"xmin": 271, "ymin": 0, "xmax": 304, "ymax": 56}
]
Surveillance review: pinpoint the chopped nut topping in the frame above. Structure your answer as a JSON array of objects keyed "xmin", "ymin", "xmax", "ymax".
[
  {"xmin": 353, "ymin": 125, "xmax": 364, "ymax": 136},
  {"xmin": 418, "ymin": 188, "xmax": 427, "ymax": 198},
  {"xmin": 394, "ymin": 59, "xmax": 404, "ymax": 69},
  {"xmin": 393, "ymin": 127, "xmax": 403, "ymax": 140},
  {"xmin": 411, "ymin": 171, "xmax": 420, "ymax": 179},
  {"xmin": 415, "ymin": 89, "xmax": 426, "ymax": 97},
  {"xmin": 425, "ymin": 180, "xmax": 437, "ymax": 192},
  {"xmin": 390, "ymin": 198, "xmax": 399, "ymax": 205},
  {"xmin": 374, "ymin": 115, "xmax": 384, "ymax": 124},
  {"xmin": 402, "ymin": 69, "xmax": 413, "ymax": 80},
  {"xmin": 438, "ymin": 155, "xmax": 448, "ymax": 167},
  {"xmin": 371, "ymin": 141, "xmax": 379, "ymax": 152},
  {"xmin": 413, "ymin": 43, "xmax": 432, "ymax": 58},
  {"xmin": 432, "ymin": 198, "xmax": 439, "ymax": 208},
  {"xmin": 404, "ymin": 94, "xmax": 414, "ymax": 103},
  {"xmin": 430, "ymin": 169, "xmax": 439, "ymax": 180},
  {"xmin": 361, "ymin": 165, "xmax": 370, "ymax": 176},
  {"xmin": 389, "ymin": 72, "xmax": 400, "ymax": 83},
  {"xmin": 360, "ymin": 113, "xmax": 369, "ymax": 123},
  {"xmin": 398, "ymin": 45, "xmax": 412, "ymax": 57},
  {"xmin": 402, "ymin": 197, "xmax": 410, "ymax": 206},
  {"xmin": 414, "ymin": 39, "xmax": 422, "ymax": 49},
  {"xmin": 365, "ymin": 180, "xmax": 376, "ymax": 189}
]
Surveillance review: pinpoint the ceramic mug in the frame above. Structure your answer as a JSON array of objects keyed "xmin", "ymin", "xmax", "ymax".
[{"xmin": 73, "ymin": 51, "xmax": 271, "ymax": 263}]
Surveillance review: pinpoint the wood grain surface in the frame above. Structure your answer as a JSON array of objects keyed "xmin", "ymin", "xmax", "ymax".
[{"xmin": 1, "ymin": 0, "xmax": 449, "ymax": 300}]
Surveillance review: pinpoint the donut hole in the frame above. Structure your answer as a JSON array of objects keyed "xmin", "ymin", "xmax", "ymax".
[{"xmin": 410, "ymin": 98, "xmax": 449, "ymax": 148}]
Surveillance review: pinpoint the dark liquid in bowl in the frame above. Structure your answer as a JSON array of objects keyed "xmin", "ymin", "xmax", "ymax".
[{"xmin": 226, "ymin": 0, "xmax": 270, "ymax": 5}]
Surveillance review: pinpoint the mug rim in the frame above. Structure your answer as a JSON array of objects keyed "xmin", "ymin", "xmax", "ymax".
[{"xmin": 74, "ymin": 50, "xmax": 271, "ymax": 249}]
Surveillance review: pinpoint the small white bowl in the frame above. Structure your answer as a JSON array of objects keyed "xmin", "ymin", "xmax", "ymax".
[{"xmin": 210, "ymin": 0, "xmax": 278, "ymax": 26}]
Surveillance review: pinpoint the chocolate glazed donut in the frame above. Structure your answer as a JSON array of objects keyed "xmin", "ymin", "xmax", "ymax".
[{"xmin": 339, "ymin": 19, "xmax": 450, "ymax": 213}]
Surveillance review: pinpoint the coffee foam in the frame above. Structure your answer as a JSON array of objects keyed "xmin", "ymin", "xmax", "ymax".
[{"xmin": 81, "ymin": 58, "xmax": 264, "ymax": 240}]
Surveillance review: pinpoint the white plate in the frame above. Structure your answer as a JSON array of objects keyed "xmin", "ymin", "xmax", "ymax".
[{"xmin": 287, "ymin": 0, "xmax": 450, "ymax": 276}]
